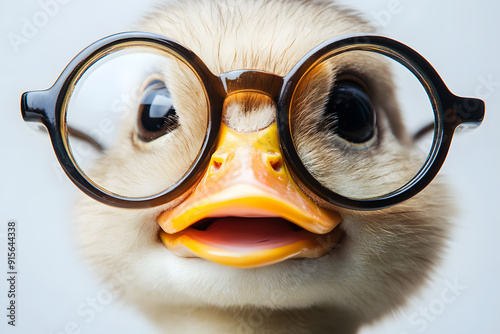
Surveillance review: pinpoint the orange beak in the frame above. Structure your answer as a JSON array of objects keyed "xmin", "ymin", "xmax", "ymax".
[{"xmin": 158, "ymin": 123, "xmax": 343, "ymax": 268}]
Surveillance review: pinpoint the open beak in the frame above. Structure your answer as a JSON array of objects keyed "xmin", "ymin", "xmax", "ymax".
[{"xmin": 158, "ymin": 123, "xmax": 343, "ymax": 268}]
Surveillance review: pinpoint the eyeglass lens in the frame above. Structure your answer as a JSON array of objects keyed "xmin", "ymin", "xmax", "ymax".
[
  {"xmin": 289, "ymin": 50, "xmax": 434, "ymax": 199},
  {"xmin": 65, "ymin": 46, "xmax": 209, "ymax": 198}
]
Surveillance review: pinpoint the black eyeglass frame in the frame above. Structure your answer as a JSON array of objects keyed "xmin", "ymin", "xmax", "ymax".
[{"xmin": 21, "ymin": 31, "xmax": 484, "ymax": 210}]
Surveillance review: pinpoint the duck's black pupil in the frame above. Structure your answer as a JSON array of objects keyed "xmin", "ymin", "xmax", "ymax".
[
  {"xmin": 323, "ymin": 80, "xmax": 376, "ymax": 144},
  {"xmin": 137, "ymin": 82, "xmax": 179, "ymax": 142}
]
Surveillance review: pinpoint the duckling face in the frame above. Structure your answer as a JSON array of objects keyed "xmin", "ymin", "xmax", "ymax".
[{"xmin": 75, "ymin": 0, "xmax": 451, "ymax": 323}]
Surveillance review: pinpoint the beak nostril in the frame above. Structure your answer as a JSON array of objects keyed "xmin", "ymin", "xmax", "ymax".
[
  {"xmin": 270, "ymin": 159, "xmax": 282, "ymax": 173},
  {"xmin": 267, "ymin": 152, "xmax": 283, "ymax": 173},
  {"xmin": 213, "ymin": 160, "xmax": 222, "ymax": 172},
  {"xmin": 210, "ymin": 157, "xmax": 224, "ymax": 174}
]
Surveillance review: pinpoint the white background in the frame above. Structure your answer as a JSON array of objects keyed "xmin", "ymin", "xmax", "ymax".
[{"xmin": 0, "ymin": 0, "xmax": 499, "ymax": 333}]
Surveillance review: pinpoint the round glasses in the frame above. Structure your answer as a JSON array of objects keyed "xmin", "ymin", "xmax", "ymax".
[{"xmin": 21, "ymin": 32, "xmax": 484, "ymax": 210}]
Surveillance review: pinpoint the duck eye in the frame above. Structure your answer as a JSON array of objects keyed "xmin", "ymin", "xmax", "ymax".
[
  {"xmin": 323, "ymin": 80, "xmax": 376, "ymax": 145},
  {"xmin": 137, "ymin": 80, "xmax": 179, "ymax": 142}
]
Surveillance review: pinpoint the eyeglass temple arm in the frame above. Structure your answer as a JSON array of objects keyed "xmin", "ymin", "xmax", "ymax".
[
  {"xmin": 412, "ymin": 94, "xmax": 485, "ymax": 142},
  {"xmin": 27, "ymin": 123, "xmax": 105, "ymax": 152},
  {"xmin": 413, "ymin": 122, "xmax": 434, "ymax": 142},
  {"xmin": 67, "ymin": 127, "xmax": 105, "ymax": 151},
  {"xmin": 21, "ymin": 90, "xmax": 105, "ymax": 151}
]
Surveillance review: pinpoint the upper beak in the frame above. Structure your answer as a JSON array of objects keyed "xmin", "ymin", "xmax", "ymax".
[{"xmin": 158, "ymin": 122, "xmax": 343, "ymax": 268}]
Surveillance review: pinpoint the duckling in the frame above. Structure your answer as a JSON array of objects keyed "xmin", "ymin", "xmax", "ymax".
[{"xmin": 74, "ymin": 0, "xmax": 452, "ymax": 333}]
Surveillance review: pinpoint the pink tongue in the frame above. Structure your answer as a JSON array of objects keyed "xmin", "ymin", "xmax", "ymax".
[{"xmin": 186, "ymin": 217, "xmax": 309, "ymax": 252}]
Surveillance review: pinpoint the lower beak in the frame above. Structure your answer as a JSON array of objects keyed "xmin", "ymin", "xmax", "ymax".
[{"xmin": 158, "ymin": 123, "xmax": 342, "ymax": 268}]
